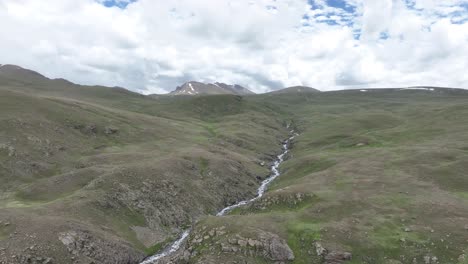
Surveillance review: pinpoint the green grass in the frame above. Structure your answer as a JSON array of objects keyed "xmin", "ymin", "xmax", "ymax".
[
  {"xmin": 0, "ymin": 225, "xmax": 12, "ymax": 241},
  {"xmin": 455, "ymin": 192, "xmax": 468, "ymax": 200},
  {"xmin": 287, "ymin": 221, "xmax": 322, "ymax": 264},
  {"xmin": 144, "ymin": 236, "xmax": 174, "ymax": 255},
  {"xmin": 272, "ymin": 158, "xmax": 336, "ymax": 190},
  {"xmin": 199, "ymin": 157, "xmax": 209, "ymax": 177},
  {"xmin": 231, "ymin": 193, "xmax": 318, "ymax": 215},
  {"xmin": 369, "ymin": 221, "xmax": 427, "ymax": 249}
]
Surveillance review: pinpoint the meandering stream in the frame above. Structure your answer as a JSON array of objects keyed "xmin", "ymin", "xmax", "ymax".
[{"xmin": 141, "ymin": 130, "xmax": 297, "ymax": 264}]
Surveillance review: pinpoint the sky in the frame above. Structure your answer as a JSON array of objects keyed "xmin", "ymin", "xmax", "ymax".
[{"xmin": 0, "ymin": 0, "xmax": 467, "ymax": 94}]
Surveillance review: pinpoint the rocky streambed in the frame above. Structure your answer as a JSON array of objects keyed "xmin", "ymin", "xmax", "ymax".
[{"xmin": 140, "ymin": 130, "xmax": 298, "ymax": 264}]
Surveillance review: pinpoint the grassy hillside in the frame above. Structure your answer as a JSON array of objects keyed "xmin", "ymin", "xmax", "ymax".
[
  {"xmin": 0, "ymin": 70, "xmax": 288, "ymax": 264},
  {"xmin": 179, "ymin": 89, "xmax": 468, "ymax": 264}
]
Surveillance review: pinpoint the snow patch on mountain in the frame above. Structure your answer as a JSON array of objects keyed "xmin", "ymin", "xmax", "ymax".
[{"xmin": 401, "ymin": 87, "xmax": 435, "ymax": 91}]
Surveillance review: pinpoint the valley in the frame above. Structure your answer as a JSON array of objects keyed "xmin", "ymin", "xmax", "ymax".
[{"xmin": 1, "ymin": 65, "xmax": 468, "ymax": 264}]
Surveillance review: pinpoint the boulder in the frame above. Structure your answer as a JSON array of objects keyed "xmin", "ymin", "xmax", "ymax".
[
  {"xmin": 104, "ymin": 126, "xmax": 119, "ymax": 135},
  {"xmin": 314, "ymin": 242, "xmax": 327, "ymax": 256},
  {"xmin": 324, "ymin": 251, "xmax": 352, "ymax": 264},
  {"xmin": 268, "ymin": 236, "xmax": 294, "ymax": 261}
]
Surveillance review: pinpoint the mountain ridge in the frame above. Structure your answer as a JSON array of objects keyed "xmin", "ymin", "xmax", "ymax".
[
  {"xmin": 266, "ymin": 85, "xmax": 320, "ymax": 94},
  {"xmin": 170, "ymin": 81, "xmax": 254, "ymax": 95},
  {"xmin": 3, "ymin": 64, "xmax": 467, "ymax": 95}
]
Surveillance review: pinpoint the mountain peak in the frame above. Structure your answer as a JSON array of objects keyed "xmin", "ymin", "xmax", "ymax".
[
  {"xmin": 171, "ymin": 81, "xmax": 254, "ymax": 95},
  {"xmin": 0, "ymin": 64, "xmax": 47, "ymax": 82}
]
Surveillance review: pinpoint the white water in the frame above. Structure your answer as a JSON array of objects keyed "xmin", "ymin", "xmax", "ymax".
[
  {"xmin": 140, "ymin": 130, "xmax": 297, "ymax": 264},
  {"xmin": 217, "ymin": 132, "xmax": 296, "ymax": 216},
  {"xmin": 140, "ymin": 230, "xmax": 190, "ymax": 264}
]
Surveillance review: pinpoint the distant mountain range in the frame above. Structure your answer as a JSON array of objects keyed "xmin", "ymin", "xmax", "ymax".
[
  {"xmin": 0, "ymin": 64, "xmax": 320, "ymax": 95},
  {"xmin": 2, "ymin": 64, "xmax": 466, "ymax": 96},
  {"xmin": 170, "ymin": 81, "xmax": 255, "ymax": 95}
]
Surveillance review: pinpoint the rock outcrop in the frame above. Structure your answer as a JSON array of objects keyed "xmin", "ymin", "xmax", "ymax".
[
  {"xmin": 58, "ymin": 230, "xmax": 145, "ymax": 264},
  {"xmin": 313, "ymin": 242, "xmax": 352, "ymax": 264},
  {"xmin": 163, "ymin": 226, "xmax": 294, "ymax": 263}
]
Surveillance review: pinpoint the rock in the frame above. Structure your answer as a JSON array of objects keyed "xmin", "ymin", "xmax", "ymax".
[
  {"xmin": 4, "ymin": 222, "xmax": 10, "ymax": 226},
  {"xmin": 181, "ymin": 229, "xmax": 296, "ymax": 263},
  {"xmin": 314, "ymin": 242, "xmax": 327, "ymax": 256},
  {"xmin": 0, "ymin": 144, "xmax": 15, "ymax": 157},
  {"xmin": 7, "ymin": 146, "xmax": 15, "ymax": 157},
  {"xmin": 459, "ymin": 254, "xmax": 466, "ymax": 262},
  {"xmin": 237, "ymin": 239, "xmax": 247, "ymax": 247},
  {"xmin": 182, "ymin": 250, "xmax": 191, "ymax": 261},
  {"xmin": 268, "ymin": 237, "xmax": 294, "ymax": 261},
  {"xmin": 424, "ymin": 255, "xmax": 439, "ymax": 264},
  {"xmin": 208, "ymin": 230, "xmax": 215, "ymax": 237},
  {"xmin": 58, "ymin": 230, "xmax": 144, "ymax": 263},
  {"xmin": 85, "ymin": 124, "xmax": 98, "ymax": 134},
  {"xmin": 247, "ymin": 239, "xmax": 256, "ymax": 247},
  {"xmin": 104, "ymin": 126, "xmax": 119, "ymax": 135},
  {"xmin": 59, "ymin": 231, "xmax": 77, "ymax": 247},
  {"xmin": 404, "ymin": 227, "xmax": 412, "ymax": 232},
  {"xmin": 72, "ymin": 123, "xmax": 84, "ymax": 130},
  {"xmin": 324, "ymin": 251, "xmax": 352, "ymax": 264}
]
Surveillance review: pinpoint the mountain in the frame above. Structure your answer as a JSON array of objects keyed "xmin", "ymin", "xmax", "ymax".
[
  {"xmin": 0, "ymin": 64, "xmax": 48, "ymax": 83},
  {"xmin": 267, "ymin": 85, "xmax": 320, "ymax": 94},
  {"xmin": 0, "ymin": 64, "xmax": 146, "ymax": 104},
  {"xmin": 1, "ymin": 65, "xmax": 468, "ymax": 264},
  {"xmin": 213, "ymin": 82, "xmax": 255, "ymax": 95},
  {"xmin": 170, "ymin": 81, "xmax": 254, "ymax": 95}
]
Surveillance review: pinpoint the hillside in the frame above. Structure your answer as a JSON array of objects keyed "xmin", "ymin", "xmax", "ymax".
[
  {"xmin": 170, "ymin": 81, "xmax": 254, "ymax": 96},
  {"xmin": 175, "ymin": 88, "xmax": 468, "ymax": 264},
  {"xmin": 0, "ymin": 66, "xmax": 286, "ymax": 264},
  {"xmin": 1, "ymin": 66, "xmax": 468, "ymax": 264},
  {"xmin": 267, "ymin": 86, "xmax": 320, "ymax": 94}
]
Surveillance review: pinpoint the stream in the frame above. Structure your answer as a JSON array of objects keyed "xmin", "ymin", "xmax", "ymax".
[{"xmin": 141, "ymin": 130, "xmax": 297, "ymax": 264}]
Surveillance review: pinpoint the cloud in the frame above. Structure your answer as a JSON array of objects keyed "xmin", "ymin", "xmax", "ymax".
[
  {"xmin": 0, "ymin": 0, "xmax": 467, "ymax": 93},
  {"xmin": 360, "ymin": 0, "xmax": 393, "ymax": 40}
]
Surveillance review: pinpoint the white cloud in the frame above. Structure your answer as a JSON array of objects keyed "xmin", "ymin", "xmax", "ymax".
[
  {"xmin": 361, "ymin": 0, "xmax": 393, "ymax": 40},
  {"xmin": 0, "ymin": 0, "xmax": 467, "ymax": 93}
]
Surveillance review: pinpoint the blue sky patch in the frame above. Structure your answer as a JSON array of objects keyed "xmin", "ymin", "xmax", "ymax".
[
  {"xmin": 100, "ymin": 0, "xmax": 136, "ymax": 9},
  {"xmin": 306, "ymin": 0, "xmax": 358, "ymax": 27},
  {"xmin": 379, "ymin": 31, "xmax": 389, "ymax": 40},
  {"xmin": 326, "ymin": 0, "xmax": 356, "ymax": 13}
]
